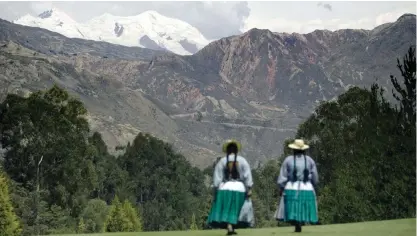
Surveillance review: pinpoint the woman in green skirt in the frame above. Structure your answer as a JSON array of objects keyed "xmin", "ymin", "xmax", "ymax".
[
  {"xmin": 274, "ymin": 139, "xmax": 319, "ymax": 232},
  {"xmin": 207, "ymin": 139, "xmax": 254, "ymax": 235}
]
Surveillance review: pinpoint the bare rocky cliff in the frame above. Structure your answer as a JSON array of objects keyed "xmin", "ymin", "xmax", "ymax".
[{"xmin": 0, "ymin": 14, "xmax": 415, "ymax": 168}]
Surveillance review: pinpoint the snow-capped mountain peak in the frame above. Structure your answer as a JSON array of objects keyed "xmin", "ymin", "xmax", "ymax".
[
  {"xmin": 14, "ymin": 9, "xmax": 210, "ymax": 55},
  {"xmin": 16, "ymin": 8, "xmax": 76, "ymax": 27},
  {"xmin": 37, "ymin": 8, "xmax": 75, "ymax": 23},
  {"xmin": 14, "ymin": 7, "xmax": 82, "ymax": 38}
]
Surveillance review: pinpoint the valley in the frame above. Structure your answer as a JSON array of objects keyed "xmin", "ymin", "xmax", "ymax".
[{"xmin": 0, "ymin": 13, "xmax": 415, "ymax": 167}]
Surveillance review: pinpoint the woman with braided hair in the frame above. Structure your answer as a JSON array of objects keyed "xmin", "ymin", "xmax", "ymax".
[
  {"xmin": 274, "ymin": 139, "xmax": 319, "ymax": 232},
  {"xmin": 207, "ymin": 139, "xmax": 254, "ymax": 235}
]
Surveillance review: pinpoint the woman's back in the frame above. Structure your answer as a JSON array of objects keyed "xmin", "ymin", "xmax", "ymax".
[
  {"xmin": 277, "ymin": 154, "xmax": 318, "ymax": 188},
  {"xmin": 275, "ymin": 139, "xmax": 320, "ymax": 232},
  {"xmin": 208, "ymin": 139, "xmax": 255, "ymax": 234},
  {"xmin": 213, "ymin": 155, "xmax": 253, "ymax": 189}
]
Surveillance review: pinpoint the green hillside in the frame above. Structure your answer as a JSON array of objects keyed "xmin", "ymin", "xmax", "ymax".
[{"xmin": 55, "ymin": 218, "xmax": 415, "ymax": 236}]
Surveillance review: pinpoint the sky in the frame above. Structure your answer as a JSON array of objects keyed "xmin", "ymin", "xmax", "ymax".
[{"xmin": 0, "ymin": 1, "xmax": 415, "ymax": 40}]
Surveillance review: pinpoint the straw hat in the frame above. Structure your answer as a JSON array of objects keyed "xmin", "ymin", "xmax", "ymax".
[
  {"xmin": 288, "ymin": 139, "xmax": 309, "ymax": 150},
  {"xmin": 222, "ymin": 139, "xmax": 242, "ymax": 153}
]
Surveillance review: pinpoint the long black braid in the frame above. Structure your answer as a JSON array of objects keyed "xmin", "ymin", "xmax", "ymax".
[
  {"xmin": 292, "ymin": 149, "xmax": 309, "ymax": 183},
  {"xmin": 225, "ymin": 143, "xmax": 239, "ymax": 180}
]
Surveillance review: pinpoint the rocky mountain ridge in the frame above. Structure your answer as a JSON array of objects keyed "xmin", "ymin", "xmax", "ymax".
[{"xmin": 0, "ymin": 14, "xmax": 415, "ymax": 167}]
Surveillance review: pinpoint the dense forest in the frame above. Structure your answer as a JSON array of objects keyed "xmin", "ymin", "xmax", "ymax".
[{"xmin": 0, "ymin": 46, "xmax": 415, "ymax": 235}]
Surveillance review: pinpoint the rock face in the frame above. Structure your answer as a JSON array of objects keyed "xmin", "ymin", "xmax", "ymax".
[{"xmin": 0, "ymin": 14, "xmax": 415, "ymax": 168}]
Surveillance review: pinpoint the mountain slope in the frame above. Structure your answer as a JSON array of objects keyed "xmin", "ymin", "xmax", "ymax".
[
  {"xmin": 14, "ymin": 8, "xmax": 210, "ymax": 55},
  {"xmin": 0, "ymin": 40, "xmax": 220, "ymax": 167},
  {"xmin": 186, "ymin": 14, "xmax": 416, "ymax": 108},
  {"xmin": 0, "ymin": 14, "xmax": 415, "ymax": 167},
  {"xmin": 0, "ymin": 18, "xmax": 164, "ymax": 60}
]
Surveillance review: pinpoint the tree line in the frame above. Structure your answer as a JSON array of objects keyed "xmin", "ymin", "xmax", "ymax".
[
  {"xmin": 0, "ymin": 85, "xmax": 210, "ymax": 235},
  {"xmin": 0, "ymin": 46, "xmax": 415, "ymax": 235}
]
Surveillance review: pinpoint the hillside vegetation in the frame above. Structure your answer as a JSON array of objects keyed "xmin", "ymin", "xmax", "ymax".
[{"xmin": 0, "ymin": 42, "xmax": 415, "ymax": 235}]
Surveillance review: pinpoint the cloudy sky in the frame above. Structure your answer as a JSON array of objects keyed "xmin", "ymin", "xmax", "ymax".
[{"xmin": 0, "ymin": 1, "xmax": 415, "ymax": 40}]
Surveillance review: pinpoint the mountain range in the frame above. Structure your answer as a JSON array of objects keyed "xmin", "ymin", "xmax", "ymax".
[
  {"xmin": 0, "ymin": 12, "xmax": 416, "ymax": 168},
  {"xmin": 14, "ymin": 8, "xmax": 210, "ymax": 55}
]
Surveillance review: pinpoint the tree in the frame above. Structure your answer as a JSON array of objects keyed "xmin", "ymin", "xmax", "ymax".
[
  {"xmin": 8, "ymin": 183, "xmax": 51, "ymax": 236},
  {"xmin": 0, "ymin": 85, "xmax": 97, "ymax": 216},
  {"xmin": 196, "ymin": 111, "xmax": 203, "ymax": 122},
  {"xmin": 189, "ymin": 213, "xmax": 198, "ymax": 230},
  {"xmin": 88, "ymin": 132, "xmax": 121, "ymax": 203},
  {"xmin": 0, "ymin": 85, "xmax": 120, "ymax": 234},
  {"xmin": 79, "ymin": 199, "xmax": 109, "ymax": 233},
  {"xmin": 77, "ymin": 218, "xmax": 85, "ymax": 234},
  {"xmin": 390, "ymin": 46, "xmax": 416, "ymax": 127},
  {"xmin": 117, "ymin": 132, "xmax": 208, "ymax": 231},
  {"xmin": 0, "ymin": 173, "xmax": 21, "ymax": 236},
  {"xmin": 122, "ymin": 200, "xmax": 143, "ymax": 232},
  {"xmin": 389, "ymin": 46, "xmax": 416, "ymax": 179},
  {"xmin": 251, "ymin": 159, "xmax": 281, "ymax": 227},
  {"xmin": 41, "ymin": 204, "xmax": 74, "ymax": 234},
  {"xmin": 104, "ymin": 196, "xmax": 131, "ymax": 232}
]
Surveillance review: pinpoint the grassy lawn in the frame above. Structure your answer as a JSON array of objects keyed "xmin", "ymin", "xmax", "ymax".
[{"xmin": 63, "ymin": 218, "xmax": 416, "ymax": 236}]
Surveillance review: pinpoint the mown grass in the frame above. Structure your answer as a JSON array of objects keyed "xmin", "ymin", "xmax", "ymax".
[{"xmin": 58, "ymin": 218, "xmax": 416, "ymax": 236}]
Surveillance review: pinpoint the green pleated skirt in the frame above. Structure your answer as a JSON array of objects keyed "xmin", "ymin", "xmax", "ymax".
[
  {"xmin": 207, "ymin": 180, "xmax": 246, "ymax": 227},
  {"xmin": 283, "ymin": 181, "xmax": 318, "ymax": 223}
]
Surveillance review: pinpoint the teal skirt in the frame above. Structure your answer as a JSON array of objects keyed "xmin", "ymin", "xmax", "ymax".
[
  {"xmin": 283, "ymin": 181, "xmax": 318, "ymax": 223},
  {"xmin": 207, "ymin": 180, "xmax": 246, "ymax": 228}
]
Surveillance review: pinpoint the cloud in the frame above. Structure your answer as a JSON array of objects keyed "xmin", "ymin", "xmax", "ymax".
[
  {"xmin": 242, "ymin": 9, "xmax": 414, "ymax": 34},
  {"xmin": 317, "ymin": 2, "xmax": 332, "ymax": 11},
  {"xmin": 30, "ymin": 1, "xmax": 53, "ymax": 14},
  {"xmin": 152, "ymin": 1, "xmax": 250, "ymax": 40},
  {"xmin": 375, "ymin": 10, "xmax": 412, "ymax": 25}
]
